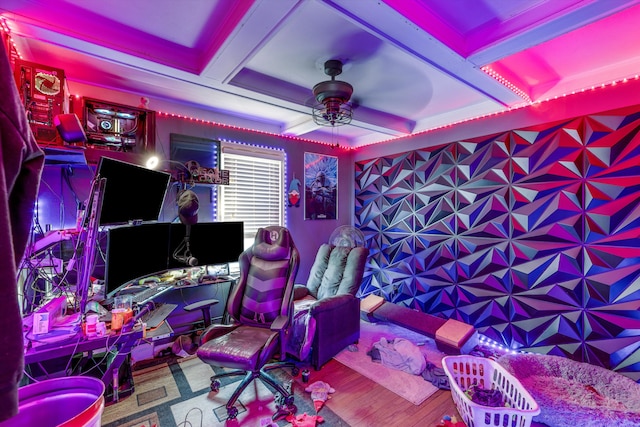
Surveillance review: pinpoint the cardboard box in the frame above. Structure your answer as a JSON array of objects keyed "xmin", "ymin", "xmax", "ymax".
[{"xmin": 32, "ymin": 296, "xmax": 67, "ymax": 335}]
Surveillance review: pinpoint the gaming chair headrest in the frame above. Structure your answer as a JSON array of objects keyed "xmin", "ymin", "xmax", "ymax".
[{"xmin": 252, "ymin": 226, "xmax": 293, "ymax": 261}]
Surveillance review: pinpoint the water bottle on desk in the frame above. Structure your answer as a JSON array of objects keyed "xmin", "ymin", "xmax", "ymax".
[{"xmin": 111, "ymin": 295, "xmax": 133, "ymax": 332}]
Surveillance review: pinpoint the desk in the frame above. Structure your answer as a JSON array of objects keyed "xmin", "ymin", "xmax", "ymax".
[
  {"xmin": 24, "ymin": 327, "xmax": 143, "ymax": 402},
  {"xmin": 113, "ymin": 267, "xmax": 235, "ymax": 337}
]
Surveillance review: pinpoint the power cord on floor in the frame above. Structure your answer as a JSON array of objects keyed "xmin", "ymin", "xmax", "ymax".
[{"xmin": 176, "ymin": 407, "xmax": 203, "ymax": 427}]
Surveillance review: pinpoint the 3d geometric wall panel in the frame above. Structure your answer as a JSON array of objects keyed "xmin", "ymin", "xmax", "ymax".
[{"xmin": 355, "ymin": 105, "xmax": 640, "ymax": 380}]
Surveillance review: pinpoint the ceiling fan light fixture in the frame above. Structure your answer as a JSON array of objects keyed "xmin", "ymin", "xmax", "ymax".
[
  {"xmin": 312, "ymin": 59, "xmax": 353, "ymax": 127},
  {"xmin": 312, "ymin": 101, "xmax": 352, "ymax": 126}
]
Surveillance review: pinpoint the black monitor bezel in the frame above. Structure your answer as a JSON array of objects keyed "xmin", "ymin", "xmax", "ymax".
[{"xmin": 96, "ymin": 156, "xmax": 171, "ymax": 226}]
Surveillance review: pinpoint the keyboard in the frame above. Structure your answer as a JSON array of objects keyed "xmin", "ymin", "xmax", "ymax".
[
  {"xmin": 142, "ymin": 303, "xmax": 177, "ymax": 329},
  {"xmin": 130, "ymin": 285, "xmax": 173, "ymax": 304}
]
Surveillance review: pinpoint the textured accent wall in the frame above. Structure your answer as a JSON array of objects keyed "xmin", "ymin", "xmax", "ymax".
[{"xmin": 355, "ymin": 105, "xmax": 640, "ymax": 379}]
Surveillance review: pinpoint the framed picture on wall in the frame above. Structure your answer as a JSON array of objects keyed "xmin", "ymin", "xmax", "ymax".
[{"xmin": 304, "ymin": 152, "xmax": 337, "ymax": 220}]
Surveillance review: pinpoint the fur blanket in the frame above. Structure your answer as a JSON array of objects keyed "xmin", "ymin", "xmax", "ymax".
[{"xmin": 498, "ymin": 353, "xmax": 640, "ymax": 427}]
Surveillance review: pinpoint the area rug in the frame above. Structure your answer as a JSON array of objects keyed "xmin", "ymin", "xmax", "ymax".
[
  {"xmin": 102, "ymin": 355, "xmax": 347, "ymax": 426},
  {"xmin": 333, "ymin": 319, "xmax": 444, "ymax": 405}
]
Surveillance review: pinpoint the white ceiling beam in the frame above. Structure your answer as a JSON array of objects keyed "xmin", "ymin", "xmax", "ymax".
[
  {"xmin": 325, "ymin": 0, "xmax": 524, "ymax": 107},
  {"xmin": 467, "ymin": 0, "xmax": 640, "ymax": 65},
  {"xmin": 200, "ymin": 0, "xmax": 303, "ymax": 84}
]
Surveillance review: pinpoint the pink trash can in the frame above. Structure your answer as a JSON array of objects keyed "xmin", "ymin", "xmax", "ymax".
[{"xmin": 0, "ymin": 376, "xmax": 105, "ymax": 427}]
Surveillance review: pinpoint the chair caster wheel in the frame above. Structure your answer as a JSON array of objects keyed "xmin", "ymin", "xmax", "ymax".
[
  {"xmin": 272, "ymin": 401, "xmax": 296, "ymax": 421},
  {"xmin": 292, "ymin": 366, "xmax": 300, "ymax": 376},
  {"xmin": 227, "ymin": 406, "xmax": 239, "ymax": 419},
  {"xmin": 211, "ymin": 379, "xmax": 221, "ymax": 392},
  {"xmin": 277, "ymin": 393, "xmax": 295, "ymax": 409},
  {"xmin": 284, "ymin": 395, "xmax": 295, "ymax": 407}
]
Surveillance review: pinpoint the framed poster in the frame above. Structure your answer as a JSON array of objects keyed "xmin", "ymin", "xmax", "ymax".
[{"xmin": 304, "ymin": 152, "xmax": 337, "ymax": 220}]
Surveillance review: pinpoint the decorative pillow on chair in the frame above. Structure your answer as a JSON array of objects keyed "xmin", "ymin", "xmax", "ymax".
[{"xmin": 240, "ymin": 257, "xmax": 289, "ymax": 325}]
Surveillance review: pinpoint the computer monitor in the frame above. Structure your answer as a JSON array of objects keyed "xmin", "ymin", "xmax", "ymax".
[
  {"xmin": 96, "ymin": 157, "xmax": 171, "ymax": 226},
  {"xmin": 104, "ymin": 221, "xmax": 245, "ymax": 294},
  {"xmin": 167, "ymin": 221, "xmax": 244, "ymax": 269},
  {"xmin": 105, "ymin": 223, "xmax": 172, "ymax": 294}
]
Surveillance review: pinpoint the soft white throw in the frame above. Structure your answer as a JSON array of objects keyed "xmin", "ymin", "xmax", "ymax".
[{"xmin": 499, "ymin": 353, "xmax": 640, "ymax": 427}]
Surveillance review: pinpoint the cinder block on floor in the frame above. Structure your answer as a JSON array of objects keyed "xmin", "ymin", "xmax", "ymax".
[
  {"xmin": 130, "ymin": 341, "xmax": 155, "ymax": 365},
  {"xmin": 435, "ymin": 318, "xmax": 477, "ymax": 354}
]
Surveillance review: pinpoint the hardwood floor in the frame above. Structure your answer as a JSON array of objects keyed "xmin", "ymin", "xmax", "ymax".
[
  {"xmin": 122, "ymin": 352, "xmax": 462, "ymax": 426},
  {"xmin": 291, "ymin": 358, "xmax": 461, "ymax": 427}
]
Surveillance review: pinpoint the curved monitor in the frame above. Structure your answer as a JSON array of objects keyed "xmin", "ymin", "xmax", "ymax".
[{"xmin": 105, "ymin": 221, "xmax": 244, "ymax": 294}]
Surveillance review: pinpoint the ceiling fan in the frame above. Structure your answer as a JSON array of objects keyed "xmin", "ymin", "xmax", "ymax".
[{"xmin": 312, "ymin": 59, "xmax": 354, "ymax": 127}]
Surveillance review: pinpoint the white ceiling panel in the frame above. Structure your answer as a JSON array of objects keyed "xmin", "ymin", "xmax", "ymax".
[{"xmin": 2, "ymin": 0, "xmax": 640, "ymax": 148}]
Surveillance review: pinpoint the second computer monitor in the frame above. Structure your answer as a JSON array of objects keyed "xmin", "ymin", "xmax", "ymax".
[{"xmin": 105, "ymin": 221, "xmax": 244, "ymax": 294}]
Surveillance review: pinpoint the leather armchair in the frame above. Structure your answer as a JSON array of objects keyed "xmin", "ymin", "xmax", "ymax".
[
  {"xmin": 293, "ymin": 243, "xmax": 368, "ymax": 370},
  {"xmin": 196, "ymin": 226, "xmax": 299, "ymax": 421}
]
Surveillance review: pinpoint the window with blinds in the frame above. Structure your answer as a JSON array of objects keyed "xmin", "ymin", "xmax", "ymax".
[{"xmin": 218, "ymin": 143, "xmax": 284, "ymax": 241}]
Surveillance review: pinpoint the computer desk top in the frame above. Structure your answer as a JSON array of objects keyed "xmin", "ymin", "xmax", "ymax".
[
  {"xmin": 23, "ymin": 267, "xmax": 234, "ymax": 360},
  {"xmin": 24, "ymin": 322, "xmax": 144, "ymax": 363},
  {"xmin": 114, "ymin": 266, "xmax": 236, "ymax": 297}
]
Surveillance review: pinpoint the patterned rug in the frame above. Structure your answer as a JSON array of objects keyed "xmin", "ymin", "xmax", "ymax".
[
  {"xmin": 102, "ymin": 355, "xmax": 347, "ymax": 426},
  {"xmin": 334, "ymin": 320, "xmax": 444, "ymax": 405}
]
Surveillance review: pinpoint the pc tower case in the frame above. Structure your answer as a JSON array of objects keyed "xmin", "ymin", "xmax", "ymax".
[{"xmin": 14, "ymin": 59, "xmax": 69, "ymax": 144}]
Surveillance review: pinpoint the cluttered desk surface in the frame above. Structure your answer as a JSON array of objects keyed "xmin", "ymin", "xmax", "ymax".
[
  {"xmin": 23, "ymin": 265, "xmax": 236, "ymax": 357},
  {"xmin": 22, "ymin": 265, "xmax": 236, "ymax": 402},
  {"xmin": 109, "ymin": 264, "xmax": 236, "ymax": 305},
  {"xmin": 23, "ymin": 267, "xmax": 235, "ymax": 354},
  {"xmin": 24, "ymin": 326, "xmax": 143, "ymax": 364}
]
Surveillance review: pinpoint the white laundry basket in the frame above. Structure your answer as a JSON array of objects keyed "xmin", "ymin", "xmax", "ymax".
[{"xmin": 443, "ymin": 355, "xmax": 540, "ymax": 427}]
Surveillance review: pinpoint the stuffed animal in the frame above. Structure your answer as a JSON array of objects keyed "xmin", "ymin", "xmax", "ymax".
[
  {"xmin": 285, "ymin": 412, "xmax": 324, "ymax": 427},
  {"xmin": 436, "ymin": 415, "xmax": 466, "ymax": 427},
  {"xmin": 304, "ymin": 380, "xmax": 335, "ymax": 412}
]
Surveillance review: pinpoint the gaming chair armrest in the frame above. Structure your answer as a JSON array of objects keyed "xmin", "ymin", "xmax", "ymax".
[{"xmin": 270, "ymin": 315, "xmax": 289, "ymax": 332}]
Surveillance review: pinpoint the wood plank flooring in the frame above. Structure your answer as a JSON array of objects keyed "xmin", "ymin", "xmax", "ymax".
[
  {"xmin": 122, "ymin": 353, "xmax": 462, "ymax": 426},
  {"xmin": 291, "ymin": 358, "xmax": 461, "ymax": 427}
]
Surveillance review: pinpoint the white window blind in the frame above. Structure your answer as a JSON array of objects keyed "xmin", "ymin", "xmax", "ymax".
[{"xmin": 218, "ymin": 144, "xmax": 284, "ymax": 240}]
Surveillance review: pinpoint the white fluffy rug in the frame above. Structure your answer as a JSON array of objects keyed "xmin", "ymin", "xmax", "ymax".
[
  {"xmin": 334, "ymin": 320, "xmax": 443, "ymax": 405},
  {"xmin": 499, "ymin": 353, "xmax": 640, "ymax": 427}
]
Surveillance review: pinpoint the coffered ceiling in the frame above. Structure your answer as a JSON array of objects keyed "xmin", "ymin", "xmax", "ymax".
[{"xmin": 2, "ymin": 0, "xmax": 640, "ymax": 148}]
